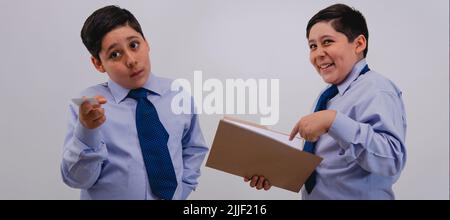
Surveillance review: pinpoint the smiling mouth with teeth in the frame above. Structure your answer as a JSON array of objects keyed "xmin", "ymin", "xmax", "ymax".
[{"xmin": 320, "ymin": 63, "xmax": 334, "ymax": 70}]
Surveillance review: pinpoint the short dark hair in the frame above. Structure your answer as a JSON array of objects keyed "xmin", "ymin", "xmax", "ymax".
[
  {"xmin": 306, "ymin": 4, "xmax": 369, "ymax": 57},
  {"xmin": 81, "ymin": 5, "xmax": 145, "ymax": 60}
]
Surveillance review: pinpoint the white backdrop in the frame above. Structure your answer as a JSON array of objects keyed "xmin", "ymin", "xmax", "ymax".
[{"xmin": 0, "ymin": 0, "xmax": 448, "ymax": 199}]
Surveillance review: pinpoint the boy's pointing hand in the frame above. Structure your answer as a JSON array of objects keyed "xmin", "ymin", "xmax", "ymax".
[
  {"xmin": 79, "ymin": 96, "xmax": 107, "ymax": 129},
  {"xmin": 289, "ymin": 110, "xmax": 337, "ymax": 142}
]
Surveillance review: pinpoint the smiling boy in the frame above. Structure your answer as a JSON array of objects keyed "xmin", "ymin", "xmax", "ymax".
[
  {"xmin": 61, "ymin": 5, "xmax": 208, "ymax": 200},
  {"xmin": 246, "ymin": 4, "xmax": 407, "ymax": 199}
]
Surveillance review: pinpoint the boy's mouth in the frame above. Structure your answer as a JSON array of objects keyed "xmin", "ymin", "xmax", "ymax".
[
  {"xmin": 130, "ymin": 69, "xmax": 144, "ymax": 78},
  {"xmin": 318, "ymin": 63, "xmax": 335, "ymax": 71}
]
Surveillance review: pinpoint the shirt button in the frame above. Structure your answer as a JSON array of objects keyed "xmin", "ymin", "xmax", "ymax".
[{"xmin": 338, "ymin": 149, "xmax": 345, "ymax": 155}]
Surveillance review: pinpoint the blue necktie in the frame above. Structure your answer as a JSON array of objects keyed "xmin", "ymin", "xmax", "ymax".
[
  {"xmin": 303, "ymin": 65, "xmax": 370, "ymax": 194},
  {"xmin": 128, "ymin": 88, "xmax": 177, "ymax": 200}
]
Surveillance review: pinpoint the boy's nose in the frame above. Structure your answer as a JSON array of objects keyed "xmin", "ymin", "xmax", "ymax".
[
  {"xmin": 311, "ymin": 47, "xmax": 326, "ymax": 62},
  {"xmin": 314, "ymin": 46, "xmax": 326, "ymax": 57},
  {"xmin": 125, "ymin": 52, "xmax": 138, "ymax": 68}
]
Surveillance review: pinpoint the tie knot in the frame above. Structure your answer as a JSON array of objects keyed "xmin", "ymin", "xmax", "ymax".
[
  {"xmin": 323, "ymin": 85, "xmax": 338, "ymax": 100},
  {"xmin": 314, "ymin": 85, "xmax": 338, "ymax": 112},
  {"xmin": 128, "ymin": 88, "xmax": 148, "ymax": 100}
]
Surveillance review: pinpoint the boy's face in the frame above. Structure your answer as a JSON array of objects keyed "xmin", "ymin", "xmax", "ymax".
[
  {"xmin": 308, "ymin": 21, "xmax": 365, "ymax": 85},
  {"xmin": 92, "ymin": 24, "xmax": 150, "ymax": 89}
]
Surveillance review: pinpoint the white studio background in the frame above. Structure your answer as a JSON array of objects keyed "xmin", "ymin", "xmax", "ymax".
[{"xmin": 0, "ymin": 0, "xmax": 447, "ymax": 199}]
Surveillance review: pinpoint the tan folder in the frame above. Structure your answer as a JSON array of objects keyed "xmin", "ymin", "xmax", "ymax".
[{"xmin": 206, "ymin": 117, "xmax": 323, "ymax": 193}]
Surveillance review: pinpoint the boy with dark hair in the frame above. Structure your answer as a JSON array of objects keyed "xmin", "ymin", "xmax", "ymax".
[
  {"xmin": 246, "ymin": 4, "xmax": 406, "ymax": 199},
  {"xmin": 61, "ymin": 5, "xmax": 208, "ymax": 200}
]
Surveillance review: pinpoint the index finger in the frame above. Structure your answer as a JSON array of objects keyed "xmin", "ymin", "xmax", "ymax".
[
  {"xmin": 289, "ymin": 124, "xmax": 299, "ymax": 141},
  {"xmin": 95, "ymin": 95, "xmax": 107, "ymax": 105},
  {"xmin": 80, "ymin": 100, "xmax": 94, "ymax": 115},
  {"xmin": 91, "ymin": 96, "xmax": 107, "ymax": 108}
]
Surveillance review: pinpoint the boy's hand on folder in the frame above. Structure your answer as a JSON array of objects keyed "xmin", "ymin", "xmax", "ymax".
[
  {"xmin": 79, "ymin": 95, "xmax": 107, "ymax": 129},
  {"xmin": 289, "ymin": 110, "xmax": 337, "ymax": 142},
  {"xmin": 244, "ymin": 176, "xmax": 272, "ymax": 191}
]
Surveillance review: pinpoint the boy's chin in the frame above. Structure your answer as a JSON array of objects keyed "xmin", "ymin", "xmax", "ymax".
[
  {"xmin": 321, "ymin": 75, "xmax": 340, "ymax": 85},
  {"xmin": 115, "ymin": 80, "xmax": 147, "ymax": 90},
  {"xmin": 319, "ymin": 73, "xmax": 333, "ymax": 83},
  {"xmin": 130, "ymin": 81, "xmax": 146, "ymax": 89},
  {"xmin": 130, "ymin": 74, "xmax": 149, "ymax": 89}
]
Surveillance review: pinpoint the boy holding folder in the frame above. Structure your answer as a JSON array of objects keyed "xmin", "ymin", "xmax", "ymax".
[{"xmin": 246, "ymin": 4, "xmax": 406, "ymax": 199}]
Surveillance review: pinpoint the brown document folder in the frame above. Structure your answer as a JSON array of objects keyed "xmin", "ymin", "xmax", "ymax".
[{"xmin": 206, "ymin": 117, "xmax": 323, "ymax": 193}]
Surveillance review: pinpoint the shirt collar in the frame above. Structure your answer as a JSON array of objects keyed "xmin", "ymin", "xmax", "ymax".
[
  {"xmin": 336, "ymin": 58, "xmax": 367, "ymax": 96},
  {"xmin": 108, "ymin": 73, "xmax": 165, "ymax": 103}
]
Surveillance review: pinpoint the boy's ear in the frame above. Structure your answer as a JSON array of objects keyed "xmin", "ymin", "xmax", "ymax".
[
  {"xmin": 354, "ymin": 34, "xmax": 367, "ymax": 55},
  {"xmin": 91, "ymin": 56, "xmax": 106, "ymax": 73}
]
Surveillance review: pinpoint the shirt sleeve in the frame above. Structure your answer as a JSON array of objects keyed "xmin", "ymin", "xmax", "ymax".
[
  {"xmin": 328, "ymin": 91, "xmax": 407, "ymax": 176},
  {"xmin": 179, "ymin": 111, "xmax": 209, "ymax": 199},
  {"xmin": 60, "ymin": 103, "xmax": 108, "ymax": 189}
]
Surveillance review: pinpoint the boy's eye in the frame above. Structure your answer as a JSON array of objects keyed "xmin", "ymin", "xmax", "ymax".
[
  {"xmin": 130, "ymin": 41, "xmax": 140, "ymax": 49},
  {"xmin": 309, "ymin": 44, "xmax": 317, "ymax": 50},
  {"xmin": 323, "ymin": 39, "xmax": 333, "ymax": 45},
  {"xmin": 109, "ymin": 51, "xmax": 121, "ymax": 59}
]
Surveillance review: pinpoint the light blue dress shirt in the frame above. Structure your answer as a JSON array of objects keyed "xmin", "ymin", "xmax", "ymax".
[
  {"xmin": 61, "ymin": 74, "xmax": 209, "ymax": 200},
  {"xmin": 302, "ymin": 59, "xmax": 407, "ymax": 200}
]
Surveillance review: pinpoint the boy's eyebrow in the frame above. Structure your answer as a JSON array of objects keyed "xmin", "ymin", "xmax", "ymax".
[
  {"xmin": 105, "ymin": 43, "xmax": 118, "ymax": 54},
  {"xmin": 126, "ymin": 35, "xmax": 140, "ymax": 41},
  {"xmin": 320, "ymin": 35, "xmax": 334, "ymax": 39},
  {"xmin": 308, "ymin": 35, "xmax": 334, "ymax": 44},
  {"xmin": 104, "ymin": 35, "xmax": 141, "ymax": 54}
]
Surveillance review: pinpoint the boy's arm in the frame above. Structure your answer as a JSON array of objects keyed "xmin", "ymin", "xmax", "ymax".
[
  {"xmin": 180, "ymin": 112, "xmax": 209, "ymax": 199},
  {"xmin": 328, "ymin": 91, "xmax": 407, "ymax": 176},
  {"xmin": 60, "ymin": 102, "xmax": 108, "ymax": 189}
]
